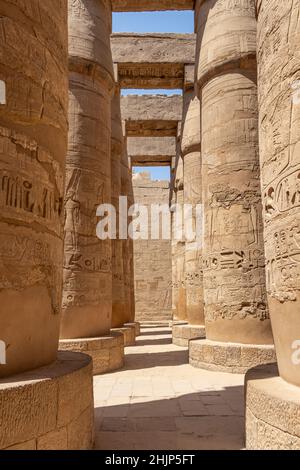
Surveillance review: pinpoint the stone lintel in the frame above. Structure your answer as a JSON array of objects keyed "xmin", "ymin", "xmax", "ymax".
[
  {"xmin": 112, "ymin": 34, "xmax": 196, "ymax": 89},
  {"xmin": 121, "ymin": 95, "xmax": 182, "ymax": 137},
  {"xmin": 127, "ymin": 137, "xmax": 176, "ymax": 166},
  {"xmin": 112, "ymin": 0, "xmax": 195, "ymax": 12},
  {"xmin": 189, "ymin": 339, "xmax": 277, "ymax": 374}
]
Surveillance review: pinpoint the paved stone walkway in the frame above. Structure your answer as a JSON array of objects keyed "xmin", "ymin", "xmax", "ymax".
[{"xmin": 94, "ymin": 327, "xmax": 245, "ymax": 450}]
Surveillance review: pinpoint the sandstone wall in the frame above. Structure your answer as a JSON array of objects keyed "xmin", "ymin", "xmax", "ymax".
[{"xmin": 133, "ymin": 172, "xmax": 172, "ymax": 322}]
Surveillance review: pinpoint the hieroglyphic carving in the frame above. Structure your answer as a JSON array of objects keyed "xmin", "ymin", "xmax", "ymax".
[
  {"xmin": 61, "ymin": 0, "xmax": 114, "ymax": 339},
  {"xmin": 0, "ymin": 126, "xmax": 64, "ymax": 314},
  {"xmin": 199, "ymin": 16, "xmax": 272, "ymax": 343}
]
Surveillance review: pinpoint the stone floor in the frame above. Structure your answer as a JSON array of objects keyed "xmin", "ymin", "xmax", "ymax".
[{"xmin": 94, "ymin": 327, "xmax": 245, "ymax": 450}]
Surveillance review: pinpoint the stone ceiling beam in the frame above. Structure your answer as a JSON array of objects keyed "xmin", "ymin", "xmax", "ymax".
[
  {"xmin": 112, "ymin": 0, "xmax": 195, "ymax": 12},
  {"xmin": 121, "ymin": 95, "xmax": 182, "ymax": 137},
  {"xmin": 112, "ymin": 34, "xmax": 196, "ymax": 89},
  {"xmin": 128, "ymin": 137, "xmax": 176, "ymax": 166}
]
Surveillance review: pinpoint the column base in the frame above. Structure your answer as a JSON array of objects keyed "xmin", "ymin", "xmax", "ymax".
[
  {"xmin": 0, "ymin": 352, "xmax": 94, "ymax": 450},
  {"xmin": 189, "ymin": 339, "xmax": 276, "ymax": 374},
  {"xmin": 245, "ymin": 364, "xmax": 300, "ymax": 449},
  {"xmin": 125, "ymin": 322, "xmax": 141, "ymax": 337},
  {"xmin": 173, "ymin": 323, "xmax": 206, "ymax": 347},
  {"xmin": 59, "ymin": 332, "xmax": 124, "ymax": 376},
  {"xmin": 111, "ymin": 325, "xmax": 136, "ymax": 346}
]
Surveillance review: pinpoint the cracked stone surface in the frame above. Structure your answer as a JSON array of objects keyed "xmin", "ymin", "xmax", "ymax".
[{"xmin": 94, "ymin": 327, "xmax": 245, "ymax": 450}]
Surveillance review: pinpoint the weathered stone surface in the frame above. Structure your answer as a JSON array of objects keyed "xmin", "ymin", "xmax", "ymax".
[
  {"xmin": 0, "ymin": 0, "xmax": 68, "ymax": 377},
  {"xmin": 127, "ymin": 137, "xmax": 176, "ymax": 166},
  {"xmin": 245, "ymin": 364, "xmax": 300, "ymax": 449},
  {"xmin": 195, "ymin": 0, "xmax": 257, "ymax": 90},
  {"xmin": 59, "ymin": 333, "xmax": 124, "ymax": 375},
  {"xmin": 201, "ymin": 71, "xmax": 273, "ymax": 344},
  {"xmin": 122, "ymin": 132, "xmax": 136, "ymax": 324},
  {"xmin": 197, "ymin": 0, "xmax": 273, "ymax": 351},
  {"xmin": 125, "ymin": 322, "xmax": 141, "ymax": 337},
  {"xmin": 171, "ymin": 154, "xmax": 187, "ymax": 321},
  {"xmin": 61, "ymin": 0, "xmax": 114, "ymax": 339},
  {"xmin": 121, "ymin": 95, "xmax": 182, "ymax": 137},
  {"xmin": 111, "ymin": 86, "xmax": 126, "ymax": 328},
  {"xmin": 0, "ymin": 352, "xmax": 94, "ymax": 450},
  {"xmin": 257, "ymin": 0, "xmax": 300, "ymax": 387},
  {"xmin": 173, "ymin": 324, "xmax": 205, "ymax": 347},
  {"xmin": 112, "ymin": 34, "xmax": 196, "ymax": 89},
  {"xmin": 112, "ymin": 0, "xmax": 194, "ymax": 11},
  {"xmin": 128, "ymin": 137, "xmax": 176, "ymax": 167},
  {"xmin": 133, "ymin": 172, "xmax": 172, "ymax": 322},
  {"xmin": 111, "ymin": 325, "xmax": 136, "ymax": 347},
  {"xmin": 182, "ymin": 88, "xmax": 204, "ymax": 326},
  {"xmin": 190, "ymin": 339, "xmax": 276, "ymax": 374}
]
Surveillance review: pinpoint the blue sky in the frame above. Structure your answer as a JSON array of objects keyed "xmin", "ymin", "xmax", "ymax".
[{"xmin": 113, "ymin": 11, "xmax": 194, "ymax": 181}]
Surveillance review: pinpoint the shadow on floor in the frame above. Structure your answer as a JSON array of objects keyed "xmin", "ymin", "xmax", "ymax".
[
  {"xmin": 123, "ymin": 349, "xmax": 189, "ymax": 370},
  {"xmin": 94, "ymin": 386, "xmax": 245, "ymax": 450}
]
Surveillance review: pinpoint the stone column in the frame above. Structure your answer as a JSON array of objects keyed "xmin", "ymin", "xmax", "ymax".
[
  {"xmin": 115, "ymin": 128, "xmax": 137, "ymax": 345},
  {"xmin": 190, "ymin": 0, "xmax": 275, "ymax": 373},
  {"xmin": 245, "ymin": 0, "xmax": 300, "ymax": 449},
  {"xmin": 60, "ymin": 0, "xmax": 124, "ymax": 374},
  {"xmin": 172, "ymin": 149, "xmax": 187, "ymax": 323},
  {"xmin": 173, "ymin": 76, "xmax": 205, "ymax": 346},
  {"xmin": 111, "ymin": 83, "xmax": 126, "ymax": 329},
  {"xmin": 0, "ymin": 0, "xmax": 94, "ymax": 450},
  {"xmin": 0, "ymin": 0, "xmax": 68, "ymax": 377}
]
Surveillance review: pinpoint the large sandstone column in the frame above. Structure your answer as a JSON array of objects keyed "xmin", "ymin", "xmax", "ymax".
[
  {"xmin": 173, "ymin": 86, "xmax": 205, "ymax": 346},
  {"xmin": 183, "ymin": 91, "xmax": 203, "ymax": 325},
  {"xmin": 245, "ymin": 1, "xmax": 300, "ymax": 450},
  {"xmin": 117, "ymin": 132, "xmax": 137, "ymax": 344},
  {"xmin": 127, "ymin": 158, "xmax": 136, "ymax": 325},
  {"xmin": 256, "ymin": 0, "xmax": 300, "ymax": 388},
  {"xmin": 173, "ymin": 152, "xmax": 187, "ymax": 322},
  {"xmin": 190, "ymin": 0, "xmax": 275, "ymax": 373},
  {"xmin": 111, "ymin": 85, "xmax": 126, "ymax": 329},
  {"xmin": 0, "ymin": 0, "xmax": 68, "ymax": 377},
  {"xmin": 61, "ymin": 0, "xmax": 114, "ymax": 339}
]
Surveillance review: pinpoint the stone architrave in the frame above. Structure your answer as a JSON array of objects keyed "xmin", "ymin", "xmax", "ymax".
[
  {"xmin": 0, "ymin": 0, "xmax": 68, "ymax": 377},
  {"xmin": 190, "ymin": 0, "xmax": 275, "ymax": 372},
  {"xmin": 245, "ymin": 0, "xmax": 300, "ymax": 450},
  {"xmin": 111, "ymin": 86, "xmax": 126, "ymax": 329},
  {"xmin": 61, "ymin": 0, "xmax": 114, "ymax": 339}
]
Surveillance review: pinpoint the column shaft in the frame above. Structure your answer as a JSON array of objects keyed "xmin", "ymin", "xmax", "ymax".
[
  {"xmin": 182, "ymin": 89, "xmax": 204, "ymax": 326},
  {"xmin": 61, "ymin": 0, "xmax": 114, "ymax": 338},
  {"xmin": 111, "ymin": 86, "xmax": 126, "ymax": 328},
  {"xmin": 257, "ymin": 0, "xmax": 300, "ymax": 386},
  {"xmin": 0, "ymin": 0, "xmax": 68, "ymax": 377}
]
